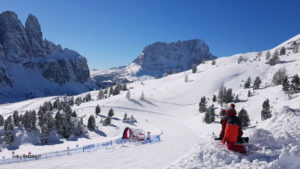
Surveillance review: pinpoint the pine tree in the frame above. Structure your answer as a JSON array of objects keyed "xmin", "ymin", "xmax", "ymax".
[
  {"xmin": 235, "ymin": 95, "xmax": 240, "ymax": 103},
  {"xmin": 41, "ymin": 124, "xmax": 49, "ymax": 144},
  {"xmin": 238, "ymin": 56, "xmax": 243, "ymax": 64},
  {"xmin": 238, "ymin": 108, "xmax": 250, "ymax": 129},
  {"xmin": 265, "ymin": 51, "xmax": 271, "ymax": 60},
  {"xmin": 225, "ymin": 88, "xmax": 234, "ymax": 103},
  {"xmin": 126, "ymin": 90, "xmax": 131, "ymax": 99},
  {"xmin": 122, "ymin": 84, "xmax": 128, "ymax": 91},
  {"xmin": 261, "ymin": 99, "xmax": 272, "ymax": 120},
  {"xmin": 4, "ymin": 117, "xmax": 14, "ymax": 146},
  {"xmin": 68, "ymin": 97, "xmax": 74, "ymax": 106},
  {"xmin": 74, "ymin": 120, "xmax": 85, "ymax": 136},
  {"xmin": 140, "ymin": 92, "xmax": 145, "ymax": 100},
  {"xmin": 218, "ymin": 83, "xmax": 227, "ymax": 105},
  {"xmin": 109, "ymin": 86, "xmax": 114, "ymax": 96},
  {"xmin": 95, "ymin": 105, "xmax": 101, "ymax": 116},
  {"xmin": 253, "ymin": 76, "xmax": 262, "ymax": 90},
  {"xmin": 199, "ymin": 96, "xmax": 207, "ymax": 113},
  {"xmin": 211, "ymin": 59, "xmax": 216, "ymax": 65},
  {"xmin": 244, "ymin": 77, "xmax": 251, "ymax": 88},
  {"xmin": 282, "ymin": 76, "xmax": 289, "ymax": 92},
  {"xmin": 87, "ymin": 115, "xmax": 96, "ymax": 131},
  {"xmin": 13, "ymin": 111, "xmax": 20, "ymax": 126},
  {"xmin": 212, "ymin": 95, "xmax": 217, "ymax": 102},
  {"xmin": 122, "ymin": 113, "xmax": 128, "ymax": 122},
  {"xmin": 272, "ymin": 68, "xmax": 286, "ymax": 85},
  {"xmin": 163, "ymin": 72, "xmax": 168, "ymax": 77},
  {"xmin": 97, "ymin": 90, "xmax": 105, "ymax": 100},
  {"xmin": 203, "ymin": 104, "xmax": 215, "ymax": 124},
  {"xmin": 108, "ymin": 108, "xmax": 114, "ymax": 118},
  {"xmin": 248, "ymin": 90, "xmax": 251, "ymax": 97},
  {"xmin": 184, "ymin": 74, "xmax": 188, "ymax": 82},
  {"xmin": 75, "ymin": 97, "xmax": 82, "ymax": 106},
  {"xmin": 268, "ymin": 51, "xmax": 279, "ymax": 66},
  {"xmin": 291, "ymin": 74, "xmax": 300, "ymax": 88},
  {"xmin": 85, "ymin": 93, "xmax": 92, "ymax": 102},
  {"xmin": 192, "ymin": 64, "xmax": 197, "ymax": 73},
  {"xmin": 72, "ymin": 111, "xmax": 77, "ymax": 117},
  {"xmin": 280, "ymin": 47, "xmax": 286, "ymax": 55},
  {"xmin": 105, "ymin": 117, "xmax": 111, "ymax": 125},
  {"xmin": 0, "ymin": 115, "xmax": 4, "ymax": 126}
]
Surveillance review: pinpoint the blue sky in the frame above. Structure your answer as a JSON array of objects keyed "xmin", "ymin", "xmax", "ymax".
[{"xmin": 1, "ymin": 0, "xmax": 300, "ymax": 69}]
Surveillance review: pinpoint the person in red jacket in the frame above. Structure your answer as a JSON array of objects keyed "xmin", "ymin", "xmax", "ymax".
[
  {"xmin": 215, "ymin": 109, "xmax": 227, "ymax": 140},
  {"xmin": 222, "ymin": 104, "xmax": 246, "ymax": 154}
]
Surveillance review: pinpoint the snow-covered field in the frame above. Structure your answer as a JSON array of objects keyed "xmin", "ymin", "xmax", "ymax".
[{"xmin": 0, "ymin": 35, "xmax": 300, "ymax": 169}]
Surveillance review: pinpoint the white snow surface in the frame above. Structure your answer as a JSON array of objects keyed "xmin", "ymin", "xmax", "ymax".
[{"xmin": 1, "ymin": 35, "xmax": 300, "ymax": 168}]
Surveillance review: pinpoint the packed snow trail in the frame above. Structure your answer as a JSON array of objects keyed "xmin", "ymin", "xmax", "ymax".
[{"xmin": 1, "ymin": 100, "xmax": 202, "ymax": 169}]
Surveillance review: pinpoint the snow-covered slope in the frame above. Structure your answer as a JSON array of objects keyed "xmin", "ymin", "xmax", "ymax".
[
  {"xmin": 0, "ymin": 34, "xmax": 300, "ymax": 169},
  {"xmin": 91, "ymin": 39, "xmax": 216, "ymax": 88},
  {"xmin": 0, "ymin": 11, "xmax": 93, "ymax": 103}
]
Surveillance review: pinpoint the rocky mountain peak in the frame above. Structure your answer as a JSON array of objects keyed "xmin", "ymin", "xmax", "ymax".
[{"xmin": 25, "ymin": 14, "xmax": 44, "ymax": 56}]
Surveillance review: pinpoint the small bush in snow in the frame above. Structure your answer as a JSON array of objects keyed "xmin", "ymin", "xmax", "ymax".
[
  {"xmin": 192, "ymin": 64, "xmax": 197, "ymax": 73},
  {"xmin": 238, "ymin": 108, "xmax": 250, "ymax": 129},
  {"xmin": 272, "ymin": 68, "xmax": 287, "ymax": 85},
  {"xmin": 261, "ymin": 99, "xmax": 272, "ymax": 120}
]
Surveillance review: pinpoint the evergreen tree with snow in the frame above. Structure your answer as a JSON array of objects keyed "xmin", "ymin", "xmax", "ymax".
[
  {"xmin": 0, "ymin": 115, "xmax": 4, "ymax": 126},
  {"xmin": 212, "ymin": 95, "xmax": 217, "ymax": 102},
  {"xmin": 4, "ymin": 116, "xmax": 14, "ymax": 146},
  {"xmin": 218, "ymin": 83, "xmax": 226, "ymax": 105},
  {"xmin": 265, "ymin": 51, "xmax": 271, "ymax": 60},
  {"xmin": 184, "ymin": 74, "xmax": 188, "ymax": 82},
  {"xmin": 122, "ymin": 113, "xmax": 128, "ymax": 122},
  {"xmin": 109, "ymin": 86, "xmax": 114, "ymax": 96},
  {"xmin": 204, "ymin": 104, "xmax": 215, "ymax": 124},
  {"xmin": 95, "ymin": 105, "xmax": 101, "ymax": 116},
  {"xmin": 85, "ymin": 93, "xmax": 92, "ymax": 102},
  {"xmin": 108, "ymin": 108, "xmax": 114, "ymax": 118},
  {"xmin": 291, "ymin": 74, "xmax": 300, "ymax": 88},
  {"xmin": 272, "ymin": 68, "xmax": 287, "ymax": 85},
  {"xmin": 87, "ymin": 115, "xmax": 96, "ymax": 131},
  {"xmin": 211, "ymin": 59, "xmax": 216, "ymax": 65},
  {"xmin": 68, "ymin": 97, "xmax": 74, "ymax": 106},
  {"xmin": 97, "ymin": 90, "xmax": 105, "ymax": 100},
  {"xmin": 126, "ymin": 90, "xmax": 131, "ymax": 99},
  {"xmin": 41, "ymin": 124, "xmax": 49, "ymax": 144},
  {"xmin": 282, "ymin": 76, "xmax": 290, "ymax": 92},
  {"xmin": 192, "ymin": 64, "xmax": 197, "ymax": 73},
  {"xmin": 74, "ymin": 120, "xmax": 85, "ymax": 136},
  {"xmin": 253, "ymin": 76, "xmax": 262, "ymax": 90},
  {"xmin": 72, "ymin": 111, "xmax": 77, "ymax": 117},
  {"xmin": 238, "ymin": 108, "xmax": 250, "ymax": 129},
  {"xmin": 261, "ymin": 99, "xmax": 272, "ymax": 120},
  {"xmin": 122, "ymin": 84, "xmax": 128, "ymax": 91},
  {"xmin": 280, "ymin": 47, "xmax": 286, "ymax": 55},
  {"xmin": 234, "ymin": 95, "xmax": 240, "ymax": 103},
  {"xmin": 140, "ymin": 92, "xmax": 145, "ymax": 100},
  {"xmin": 199, "ymin": 96, "xmax": 207, "ymax": 113},
  {"xmin": 248, "ymin": 90, "xmax": 251, "ymax": 97},
  {"xmin": 13, "ymin": 110, "xmax": 20, "ymax": 126},
  {"xmin": 238, "ymin": 56, "xmax": 243, "ymax": 64},
  {"xmin": 225, "ymin": 88, "xmax": 234, "ymax": 103},
  {"xmin": 268, "ymin": 51, "xmax": 279, "ymax": 66},
  {"xmin": 163, "ymin": 72, "xmax": 168, "ymax": 77},
  {"xmin": 105, "ymin": 117, "xmax": 111, "ymax": 125},
  {"xmin": 244, "ymin": 77, "xmax": 251, "ymax": 88},
  {"xmin": 75, "ymin": 97, "xmax": 82, "ymax": 106}
]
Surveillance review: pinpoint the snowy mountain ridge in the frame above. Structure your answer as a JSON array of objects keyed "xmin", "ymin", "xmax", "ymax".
[
  {"xmin": 0, "ymin": 33, "xmax": 300, "ymax": 168},
  {"xmin": 0, "ymin": 11, "xmax": 93, "ymax": 103},
  {"xmin": 91, "ymin": 39, "xmax": 216, "ymax": 87}
]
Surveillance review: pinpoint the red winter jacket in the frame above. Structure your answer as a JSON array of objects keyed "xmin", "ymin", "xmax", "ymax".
[{"xmin": 219, "ymin": 119, "xmax": 227, "ymax": 139}]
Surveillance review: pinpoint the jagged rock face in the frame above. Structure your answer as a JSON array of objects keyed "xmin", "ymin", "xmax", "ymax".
[
  {"xmin": 133, "ymin": 39, "xmax": 216, "ymax": 76},
  {"xmin": 25, "ymin": 14, "xmax": 44, "ymax": 57},
  {"xmin": 0, "ymin": 11, "xmax": 91, "ymax": 103},
  {"xmin": 0, "ymin": 11, "xmax": 32, "ymax": 62}
]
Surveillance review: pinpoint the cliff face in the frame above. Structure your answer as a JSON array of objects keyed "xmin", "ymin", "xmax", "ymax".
[
  {"xmin": 0, "ymin": 11, "xmax": 91, "ymax": 103},
  {"xmin": 133, "ymin": 39, "xmax": 216, "ymax": 76}
]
